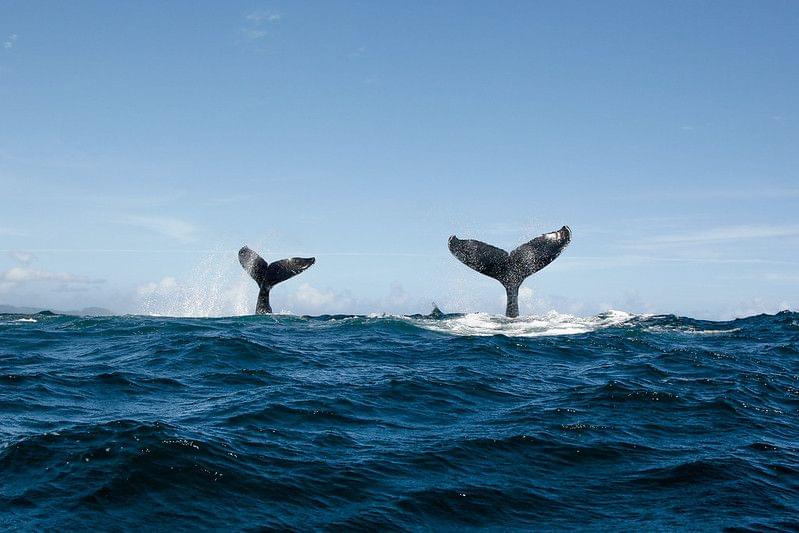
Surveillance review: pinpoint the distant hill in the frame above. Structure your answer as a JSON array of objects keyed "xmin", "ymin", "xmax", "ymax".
[{"xmin": 0, "ymin": 304, "xmax": 115, "ymax": 316}]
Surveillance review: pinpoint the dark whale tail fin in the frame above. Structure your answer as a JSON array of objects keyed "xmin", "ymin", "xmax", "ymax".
[
  {"xmin": 429, "ymin": 302, "xmax": 444, "ymax": 319},
  {"xmin": 238, "ymin": 246, "xmax": 315, "ymax": 314},
  {"xmin": 448, "ymin": 226, "xmax": 571, "ymax": 318}
]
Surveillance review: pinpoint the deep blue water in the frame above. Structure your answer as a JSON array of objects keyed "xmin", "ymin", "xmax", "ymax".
[{"xmin": 1, "ymin": 310, "xmax": 798, "ymax": 531}]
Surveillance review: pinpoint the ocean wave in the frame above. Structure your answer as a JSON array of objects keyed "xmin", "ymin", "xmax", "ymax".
[
  {"xmin": 1, "ymin": 310, "xmax": 797, "ymax": 529},
  {"xmin": 411, "ymin": 309, "xmax": 636, "ymax": 337}
]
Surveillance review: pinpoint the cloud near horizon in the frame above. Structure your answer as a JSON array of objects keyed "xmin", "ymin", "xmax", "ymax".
[
  {"xmin": 0, "ymin": 266, "xmax": 104, "ymax": 293},
  {"xmin": 116, "ymin": 215, "xmax": 199, "ymax": 243}
]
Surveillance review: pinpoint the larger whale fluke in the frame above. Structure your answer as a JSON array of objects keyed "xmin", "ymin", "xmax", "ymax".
[
  {"xmin": 238, "ymin": 246, "xmax": 315, "ymax": 314},
  {"xmin": 448, "ymin": 226, "xmax": 571, "ymax": 318}
]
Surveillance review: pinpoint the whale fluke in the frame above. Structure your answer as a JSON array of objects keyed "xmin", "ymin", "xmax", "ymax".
[
  {"xmin": 238, "ymin": 246, "xmax": 315, "ymax": 314},
  {"xmin": 448, "ymin": 226, "xmax": 571, "ymax": 318},
  {"xmin": 429, "ymin": 303, "xmax": 444, "ymax": 319}
]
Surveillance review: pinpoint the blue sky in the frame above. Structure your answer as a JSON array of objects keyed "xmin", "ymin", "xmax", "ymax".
[{"xmin": 1, "ymin": 1, "xmax": 797, "ymax": 318}]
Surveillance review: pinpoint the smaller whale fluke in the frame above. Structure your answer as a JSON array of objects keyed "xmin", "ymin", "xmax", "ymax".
[
  {"xmin": 238, "ymin": 246, "xmax": 315, "ymax": 314},
  {"xmin": 448, "ymin": 226, "xmax": 571, "ymax": 318},
  {"xmin": 429, "ymin": 303, "xmax": 444, "ymax": 319}
]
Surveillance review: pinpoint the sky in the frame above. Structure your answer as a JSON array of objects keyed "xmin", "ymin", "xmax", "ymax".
[{"xmin": 1, "ymin": 1, "xmax": 798, "ymax": 318}]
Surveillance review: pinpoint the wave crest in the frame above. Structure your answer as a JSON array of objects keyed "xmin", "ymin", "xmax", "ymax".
[{"xmin": 413, "ymin": 310, "xmax": 635, "ymax": 337}]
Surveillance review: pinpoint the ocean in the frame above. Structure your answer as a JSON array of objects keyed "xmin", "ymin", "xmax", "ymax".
[{"xmin": 1, "ymin": 310, "xmax": 797, "ymax": 530}]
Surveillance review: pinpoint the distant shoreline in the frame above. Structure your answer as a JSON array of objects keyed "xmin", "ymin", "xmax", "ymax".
[{"xmin": 0, "ymin": 304, "xmax": 115, "ymax": 316}]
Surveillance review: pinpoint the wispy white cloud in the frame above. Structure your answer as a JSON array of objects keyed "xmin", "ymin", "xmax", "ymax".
[
  {"xmin": 8, "ymin": 250, "xmax": 34, "ymax": 263},
  {"xmin": 720, "ymin": 272, "xmax": 799, "ymax": 283},
  {"xmin": 241, "ymin": 10, "xmax": 281, "ymax": 42},
  {"xmin": 642, "ymin": 224, "xmax": 799, "ymax": 246},
  {"xmin": 763, "ymin": 272, "xmax": 799, "ymax": 282},
  {"xmin": 201, "ymin": 194, "xmax": 249, "ymax": 206},
  {"xmin": 347, "ymin": 46, "xmax": 366, "ymax": 59},
  {"xmin": 0, "ymin": 266, "xmax": 104, "ymax": 293},
  {"xmin": 0, "ymin": 226, "xmax": 24, "ymax": 236},
  {"xmin": 245, "ymin": 11, "xmax": 281, "ymax": 23},
  {"xmin": 621, "ymin": 187, "xmax": 799, "ymax": 201},
  {"xmin": 2, "ymin": 267, "xmax": 85, "ymax": 283},
  {"xmin": 3, "ymin": 33, "xmax": 17, "ymax": 50},
  {"xmin": 559, "ymin": 254, "xmax": 798, "ymax": 271},
  {"xmin": 242, "ymin": 29, "xmax": 267, "ymax": 40},
  {"xmin": 117, "ymin": 215, "xmax": 199, "ymax": 243}
]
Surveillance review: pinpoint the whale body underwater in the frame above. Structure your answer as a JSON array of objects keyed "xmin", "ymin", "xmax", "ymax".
[{"xmin": 239, "ymin": 226, "xmax": 571, "ymax": 317}]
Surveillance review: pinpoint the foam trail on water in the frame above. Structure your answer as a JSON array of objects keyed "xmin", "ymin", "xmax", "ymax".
[{"xmin": 415, "ymin": 310, "xmax": 635, "ymax": 337}]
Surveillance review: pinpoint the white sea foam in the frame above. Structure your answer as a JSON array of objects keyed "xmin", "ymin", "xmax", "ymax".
[
  {"xmin": 688, "ymin": 328, "xmax": 742, "ymax": 335},
  {"xmin": 414, "ymin": 310, "xmax": 635, "ymax": 337},
  {"xmin": 643, "ymin": 324, "xmax": 741, "ymax": 335},
  {"xmin": 13, "ymin": 318, "xmax": 38, "ymax": 323},
  {"xmin": 137, "ymin": 252, "xmax": 251, "ymax": 317}
]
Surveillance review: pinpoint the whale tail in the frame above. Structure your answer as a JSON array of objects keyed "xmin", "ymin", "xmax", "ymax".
[
  {"xmin": 429, "ymin": 302, "xmax": 444, "ymax": 319},
  {"xmin": 238, "ymin": 246, "xmax": 315, "ymax": 314},
  {"xmin": 448, "ymin": 226, "xmax": 571, "ymax": 318}
]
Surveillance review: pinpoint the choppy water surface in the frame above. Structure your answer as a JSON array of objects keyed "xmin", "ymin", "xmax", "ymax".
[{"xmin": 1, "ymin": 311, "xmax": 798, "ymax": 530}]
